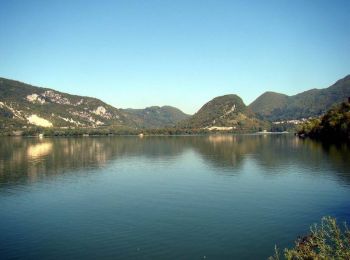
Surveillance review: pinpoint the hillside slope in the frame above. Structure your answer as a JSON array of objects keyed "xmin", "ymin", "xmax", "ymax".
[
  {"xmin": 0, "ymin": 78, "xmax": 137, "ymax": 129},
  {"xmin": 0, "ymin": 78, "xmax": 188, "ymax": 129},
  {"xmin": 249, "ymin": 75, "xmax": 350, "ymax": 121},
  {"xmin": 123, "ymin": 106, "xmax": 190, "ymax": 128},
  {"xmin": 248, "ymin": 92, "xmax": 288, "ymax": 120},
  {"xmin": 179, "ymin": 94, "xmax": 266, "ymax": 131}
]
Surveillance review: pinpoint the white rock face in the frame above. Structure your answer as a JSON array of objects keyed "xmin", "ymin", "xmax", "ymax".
[
  {"xmin": 220, "ymin": 104, "xmax": 236, "ymax": 119},
  {"xmin": 58, "ymin": 116, "xmax": 84, "ymax": 126},
  {"xmin": 26, "ymin": 94, "xmax": 45, "ymax": 104},
  {"xmin": 92, "ymin": 106, "xmax": 113, "ymax": 119},
  {"xmin": 42, "ymin": 90, "xmax": 71, "ymax": 105},
  {"xmin": 27, "ymin": 114, "xmax": 53, "ymax": 127},
  {"xmin": 226, "ymin": 104, "xmax": 236, "ymax": 115},
  {"xmin": 70, "ymin": 110, "xmax": 106, "ymax": 126},
  {"xmin": 93, "ymin": 106, "xmax": 107, "ymax": 116},
  {"xmin": 0, "ymin": 101, "xmax": 4, "ymax": 107}
]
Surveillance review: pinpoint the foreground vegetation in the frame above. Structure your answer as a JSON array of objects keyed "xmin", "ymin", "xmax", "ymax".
[
  {"xmin": 298, "ymin": 100, "xmax": 350, "ymax": 142},
  {"xmin": 270, "ymin": 216, "xmax": 350, "ymax": 260}
]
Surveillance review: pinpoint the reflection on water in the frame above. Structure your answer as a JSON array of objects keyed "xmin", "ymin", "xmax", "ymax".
[
  {"xmin": 208, "ymin": 135, "xmax": 236, "ymax": 144},
  {"xmin": 0, "ymin": 135, "xmax": 350, "ymax": 259},
  {"xmin": 27, "ymin": 141, "xmax": 53, "ymax": 159},
  {"xmin": 1, "ymin": 135, "xmax": 350, "ymax": 185}
]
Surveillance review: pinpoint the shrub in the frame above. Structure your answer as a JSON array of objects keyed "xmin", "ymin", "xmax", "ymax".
[{"xmin": 270, "ymin": 216, "xmax": 350, "ymax": 259}]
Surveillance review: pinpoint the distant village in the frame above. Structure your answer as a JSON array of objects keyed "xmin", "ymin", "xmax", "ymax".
[{"xmin": 272, "ymin": 118, "xmax": 310, "ymax": 125}]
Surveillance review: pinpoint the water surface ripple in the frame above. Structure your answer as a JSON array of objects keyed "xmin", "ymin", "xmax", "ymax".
[{"xmin": 0, "ymin": 135, "xmax": 349, "ymax": 259}]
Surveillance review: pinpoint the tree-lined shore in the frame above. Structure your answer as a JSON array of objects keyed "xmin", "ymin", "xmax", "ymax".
[{"xmin": 297, "ymin": 100, "xmax": 350, "ymax": 143}]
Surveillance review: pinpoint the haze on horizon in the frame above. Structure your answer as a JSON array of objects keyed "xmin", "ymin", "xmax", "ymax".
[{"xmin": 1, "ymin": 0, "xmax": 349, "ymax": 114}]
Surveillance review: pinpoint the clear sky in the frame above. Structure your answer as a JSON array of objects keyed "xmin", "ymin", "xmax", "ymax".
[{"xmin": 1, "ymin": 0, "xmax": 349, "ymax": 114}]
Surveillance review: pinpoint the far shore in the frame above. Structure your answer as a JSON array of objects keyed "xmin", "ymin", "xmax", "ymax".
[{"xmin": 0, "ymin": 130, "xmax": 292, "ymax": 138}]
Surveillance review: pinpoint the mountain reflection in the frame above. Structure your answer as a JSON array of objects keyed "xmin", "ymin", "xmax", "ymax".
[
  {"xmin": 0, "ymin": 135, "xmax": 349, "ymax": 186},
  {"xmin": 27, "ymin": 142, "xmax": 53, "ymax": 159}
]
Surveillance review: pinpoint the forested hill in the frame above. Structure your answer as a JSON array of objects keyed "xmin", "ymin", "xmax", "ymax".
[
  {"xmin": 179, "ymin": 94, "xmax": 267, "ymax": 131},
  {"xmin": 122, "ymin": 106, "xmax": 190, "ymax": 128},
  {"xmin": 1, "ymin": 75, "xmax": 349, "ymax": 133},
  {"xmin": 0, "ymin": 77, "xmax": 189, "ymax": 129},
  {"xmin": 249, "ymin": 75, "xmax": 350, "ymax": 121}
]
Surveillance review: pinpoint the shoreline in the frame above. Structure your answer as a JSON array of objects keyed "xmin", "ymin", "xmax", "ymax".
[{"xmin": 0, "ymin": 131, "xmax": 292, "ymax": 138}]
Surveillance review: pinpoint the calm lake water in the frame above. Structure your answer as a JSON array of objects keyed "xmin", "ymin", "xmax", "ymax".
[{"xmin": 0, "ymin": 135, "xmax": 349, "ymax": 259}]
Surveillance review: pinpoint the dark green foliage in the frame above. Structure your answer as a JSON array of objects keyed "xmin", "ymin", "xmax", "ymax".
[
  {"xmin": 270, "ymin": 123, "xmax": 294, "ymax": 132},
  {"xmin": 0, "ymin": 107, "xmax": 14, "ymax": 118},
  {"xmin": 298, "ymin": 101, "xmax": 350, "ymax": 142},
  {"xmin": 0, "ymin": 125, "xmax": 213, "ymax": 137},
  {"xmin": 270, "ymin": 216, "xmax": 350, "ymax": 260},
  {"xmin": 249, "ymin": 91, "xmax": 288, "ymax": 120},
  {"xmin": 123, "ymin": 106, "xmax": 190, "ymax": 128},
  {"xmin": 250, "ymin": 75, "xmax": 350, "ymax": 121}
]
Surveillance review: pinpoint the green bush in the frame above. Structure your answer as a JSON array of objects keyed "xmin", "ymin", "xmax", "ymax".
[{"xmin": 270, "ymin": 216, "xmax": 350, "ymax": 259}]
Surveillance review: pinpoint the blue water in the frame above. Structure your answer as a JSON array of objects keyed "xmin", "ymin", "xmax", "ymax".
[{"xmin": 0, "ymin": 135, "xmax": 349, "ymax": 259}]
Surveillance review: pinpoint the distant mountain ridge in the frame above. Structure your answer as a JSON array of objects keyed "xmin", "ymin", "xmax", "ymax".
[
  {"xmin": 1, "ymin": 74, "xmax": 349, "ymax": 132},
  {"xmin": 0, "ymin": 77, "xmax": 188, "ymax": 129},
  {"xmin": 249, "ymin": 75, "xmax": 350, "ymax": 121}
]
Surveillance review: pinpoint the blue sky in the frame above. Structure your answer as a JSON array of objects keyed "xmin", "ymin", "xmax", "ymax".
[{"xmin": 1, "ymin": 0, "xmax": 349, "ymax": 114}]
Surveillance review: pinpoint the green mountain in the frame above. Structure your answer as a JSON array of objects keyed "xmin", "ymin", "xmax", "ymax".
[
  {"xmin": 179, "ymin": 94, "xmax": 266, "ymax": 131},
  {"xmin": 3, "ymin": 74, "xmax": 349, "ymax": 132},
  {"xmin": 248, "ymin": 92, "xmax": 288, "ymax": 120},
  {"xmin": 123, "ymin": 106, "xmax": 190, "ymax": 128},
  {"xmin": 0, "ymin": 77, "xmax": 188, "ymax": 130},
  {"xmin": 249, "ymin": 75, "xmax": 350, "ymax": 121}
]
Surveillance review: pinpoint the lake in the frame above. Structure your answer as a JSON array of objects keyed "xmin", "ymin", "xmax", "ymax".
[{"xmin": 0, "ymin": 135, "xmax": 349, "ymax": 259}]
